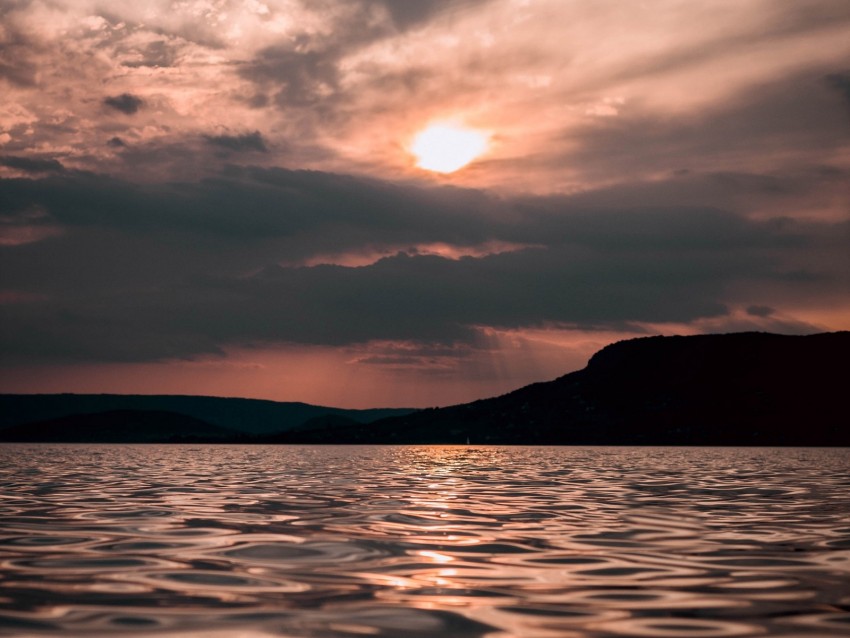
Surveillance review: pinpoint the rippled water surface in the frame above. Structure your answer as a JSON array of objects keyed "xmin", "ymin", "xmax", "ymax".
[{"xmin": 1, "ymin": 445, "xmax": 849, "ymax": 637}]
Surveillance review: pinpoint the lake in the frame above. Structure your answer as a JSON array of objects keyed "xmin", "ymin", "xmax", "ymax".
[{"xmin": 0, "ymin": 445, "xmax": 848, "ymax": 637}]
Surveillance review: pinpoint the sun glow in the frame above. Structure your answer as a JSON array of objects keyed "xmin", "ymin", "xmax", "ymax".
[{"xmin": 410, "ymin": 123, "xmax": 489, "ymax": 174}]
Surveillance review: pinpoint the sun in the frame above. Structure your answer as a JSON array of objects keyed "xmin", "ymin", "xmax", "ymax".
[{"xmin": 410, "ymin": 123, "xmax": 489, "ymax": 174}]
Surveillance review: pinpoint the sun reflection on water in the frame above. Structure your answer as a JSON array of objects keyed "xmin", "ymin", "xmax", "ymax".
[{"xmin": 0, "ymin": 444, "xmax": 848, "ymax": 637}]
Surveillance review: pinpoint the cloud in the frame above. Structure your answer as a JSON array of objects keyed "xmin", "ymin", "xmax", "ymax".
[
  {"xmin": 746, "ymin": 305, "xmax": 775, "ymax": 317},
  {"xmin": 0, "ymin": 0, "xmax": 848, "ymax": 398},
  {"xmin": 1, "ymin": 167, "xmax": 846, "ymax": 363},
  {"xmin": 0, "ymin": 13, "xmax": 38, "ymax": 87},
  {"xmin": 102, "ymin": 93, "xmax": 144, "ymax": 114},
  {"xmin": 543, "ymin": 69, "xmax": 850, "ymax": 191},
  {"xmin": 120, "ymin": 40, "xmax": 179, "ymax": 68},
  {"xmin": 0, "ymin": 155, "xmax": 64, "ymax": 173},
  {"xmin": 0, "ymin": 205, "xmax": 63, "ymax": 247},
  {"xmin": 377, "ymin": 0, "xmax": 485, "ymax": 30},
  {"xmin": 0, "ymin": 58, "xmax": 38, "ymax": 88},
  {"xmin": 0, "ymin": 166, "xmax": 504, "ymax": 248},
  {"xmin": 2, "ymin": 0, "xmax": 848, "ymax": 192},
  {"xmin": 688, "ymin": 308, "xmax": 824, "ymax": 336},
  {"xmin": 204, "ymin": 131, "xmax": 268, "ymax": 153},
  {"xmin": 825, "ymin": 71, "xmax": 850, "ymax": 108}
]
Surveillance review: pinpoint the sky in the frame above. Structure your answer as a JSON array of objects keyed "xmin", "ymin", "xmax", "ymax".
[{"xmin": 1, "ymin": 0, "xmax": 849, "ymax": 408}]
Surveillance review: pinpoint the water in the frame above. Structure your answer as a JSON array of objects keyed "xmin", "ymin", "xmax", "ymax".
[{"xmin": 0, "ymin": 445, "xmax": 848, "ymax": 638}]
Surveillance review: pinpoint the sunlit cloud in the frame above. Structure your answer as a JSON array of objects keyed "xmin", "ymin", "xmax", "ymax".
[
  {"xmin": 298, "ymin": 240, "xmax": 537, "ymax": 268},
  {"xmin": 2, "ymin": 0, "xmax": 847, "ymax": 186}
]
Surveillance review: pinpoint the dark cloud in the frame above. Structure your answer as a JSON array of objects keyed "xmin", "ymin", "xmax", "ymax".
[
  {"xmin": 234, "ymin": 1, "xmax": 490, "ymax": 117},
  {"xmin": 376, "ymin": 0, "xmax": 490, "ymax": 30},
  {"xmin": 746, "ymin": 305, "xmax": 775, "ymax": 317},
  {"xmin": 103, "ymin": 93, "xmax": 144, "ymax": 114},
  {"xmin": 107, "ymin": 137, "xmax": 126, "ymax": 148},
  {"xmin": 825, "ymin": 71, "xmax": 850, "ymax": 108},
  {"xmin": 234, "ymin": 0, "xmax": 495, "ymax": 134},
  {"xmin": 0, "ymin": 59, "xmax": 36, "ymax": 87},
  {"xmin": 0, "ymin": 240, "xmax": 725, "ymax": 361},
  {"xmin": 379, "ymin": 0, "xmax": 443, "ymax": 29},
  {"xmin": 204, "ymin": 131, "xmax": 268, "ymax": 153},
  {"xmin": 246, "ymin": 93, "xmax": 269, "ymax": 108},
  {"xmin": 0, "ymin": 14, "xmax": 38, "ymax": 87},
  {"xmin": 0, "ymin": 166, "xmax": 501, "ymax": 246},
  {"xmin": 120, "ymin": 40, "xmax": 178, "ymax": 68},
  {"xmin": 558, "ymin": 70, "xmax": 850, "ymax": 185},
  {"xmin": 1, "ymin": 167, "xmax": 845, "ymax": 363},
  {"xmin": 0, "ymin": 156, "xmax": 64, "ymax": 173},
  {"xmin": 242, "ymin": 46, "xmax": 343, "ymax": 112}
]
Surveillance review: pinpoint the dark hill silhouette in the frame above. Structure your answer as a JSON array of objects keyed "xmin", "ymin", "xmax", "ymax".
[
  {"xmin": 0, "ymin": 410, "xmax": 243, "ymax": 443},
  {"xmin": 292, "ymin": 414, "xmax": 362, "ymax": 432},
  {"xmin": 0, "ymin": 394, "xmax": 414, "ymax": 435},
  {"xmin": 276, "ymin": 332, "xmax": 849, "ymax": 445},
  {"xmin": 261, "ymin": 414, "xmax": 363, "ymax": 444}
]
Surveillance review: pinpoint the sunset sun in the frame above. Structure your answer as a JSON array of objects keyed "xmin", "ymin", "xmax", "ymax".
[{"xmin": 410, "ymin": 123, "xmax": 489, "ymax": 173}]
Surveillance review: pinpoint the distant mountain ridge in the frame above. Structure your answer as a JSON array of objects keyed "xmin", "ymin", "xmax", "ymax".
[
  {"xmin": 0, "ymin": 394, "xmax": 414, "ymax": 435},
  {"xmin": 1, "ymin": 332, "xmax": 847, "ymax": 445},
  {"xmin": 277, "ymin": 331, "xmax": 850, "ymax": 446},
  {"xmin": 0, "ymin": 410, "xmax": 242, "ymax": 443}
]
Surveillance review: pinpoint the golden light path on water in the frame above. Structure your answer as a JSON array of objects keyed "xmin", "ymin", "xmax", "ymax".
[{"xmin": 0, "ymin": 444, "xmax": 849, "ymax": 637}]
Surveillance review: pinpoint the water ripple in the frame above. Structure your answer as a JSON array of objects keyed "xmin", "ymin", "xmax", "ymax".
[{"xmin": 0, "ymin": 444, "xmax": 848, "ymax": 637}]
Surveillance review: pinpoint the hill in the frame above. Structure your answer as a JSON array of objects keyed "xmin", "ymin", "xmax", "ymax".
[
  {"xmin": 0, "ymin": 410, "xmax": 244, "ymax": 443},
  {"xmin": 275, "ymin": 332, "xmax": 850, "ymax": 445},
  {"xmin": 0, "ymin": 394, "xmax": 414, "ymax": 435}
]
